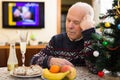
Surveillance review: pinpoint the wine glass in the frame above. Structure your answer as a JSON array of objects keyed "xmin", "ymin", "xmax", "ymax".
[
  {"xmin": 20, "ymin": 42, "xmax": 26, "ymax": 66},
  {"xmin": 19, "ymin": 31, "xmax": 28, "ymax": 66}
]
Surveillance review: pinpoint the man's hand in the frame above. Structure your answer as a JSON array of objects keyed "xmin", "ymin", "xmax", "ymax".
[
  {"xmin": 49, "ymin": 58, "xmax": 74, "ymax": 67},
  {"xmin": 80, "ymin": 15, "xmax": 95, "ymax": 31}
]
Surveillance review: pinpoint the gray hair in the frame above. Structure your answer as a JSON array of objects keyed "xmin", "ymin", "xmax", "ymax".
[{"xmin": 70, "ymin": 2, "xmax": 94, "ymax": 20}]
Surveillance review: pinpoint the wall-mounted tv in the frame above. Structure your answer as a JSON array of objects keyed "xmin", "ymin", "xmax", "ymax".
[{"xmin": 2, "ymin": 1, "xmax": 45, "ymax": 29}]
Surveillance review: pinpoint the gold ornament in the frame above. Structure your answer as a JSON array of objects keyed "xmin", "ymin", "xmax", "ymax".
[
  {"xmin": 105, "ymin": 22, "xmax": 111, "ymax": 27},
  {"xmin": 115, "ymin": 0, "xmax": 120, "ymax": 15}
]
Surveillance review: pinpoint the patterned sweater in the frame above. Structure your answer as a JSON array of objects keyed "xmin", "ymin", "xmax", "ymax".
[{"xmin": 30, "ymin": 28, "xmax": 98, "ymax": 74}]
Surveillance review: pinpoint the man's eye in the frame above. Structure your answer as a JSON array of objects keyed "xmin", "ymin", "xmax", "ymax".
[
  {"xmin": 67, "ymin": 19, "xmax": 71, "ymax": 22},
  {"xmin": 74, "ymin": 21, "xmax": 80, "ymax": 25}
]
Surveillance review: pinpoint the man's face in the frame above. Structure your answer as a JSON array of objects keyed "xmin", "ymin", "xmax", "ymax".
[{"xmin": 66, "ymin": 7, "xmax": 85, "ymax": 41}]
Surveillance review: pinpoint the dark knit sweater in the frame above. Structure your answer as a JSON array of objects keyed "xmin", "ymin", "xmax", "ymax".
[{"xmin": 30, "ymin": 28, "xmax": 97, "ymax": 73}]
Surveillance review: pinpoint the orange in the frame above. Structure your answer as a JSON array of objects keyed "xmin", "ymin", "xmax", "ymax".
[{"xmin": 49, "ymin": 65, "xmax": 61, "ymax": 73}]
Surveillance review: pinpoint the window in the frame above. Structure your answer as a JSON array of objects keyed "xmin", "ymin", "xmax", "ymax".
[{"xmin": 100, "ymin": 0, "xmax": 113, "ymax": 14}]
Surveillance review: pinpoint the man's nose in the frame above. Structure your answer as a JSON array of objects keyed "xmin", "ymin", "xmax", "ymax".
[{"xmin": 68, "ymin": 22, "xmax": 74, "ymax": 28}]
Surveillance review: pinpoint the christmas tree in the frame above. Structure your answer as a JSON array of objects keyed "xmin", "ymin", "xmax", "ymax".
[{"xmin": 87, "ymin": 0, "xmax": 120, "ymax": 74}]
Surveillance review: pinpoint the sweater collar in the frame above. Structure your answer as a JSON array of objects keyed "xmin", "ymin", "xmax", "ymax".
[{"xmin": 65, "ymin": 33, "xmax": 83, "ymax": 43}]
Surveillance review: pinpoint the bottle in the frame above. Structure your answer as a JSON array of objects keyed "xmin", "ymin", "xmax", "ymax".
[{"xmin": 7, "ymin": 43, "xmax": 18, "ymax": 71}]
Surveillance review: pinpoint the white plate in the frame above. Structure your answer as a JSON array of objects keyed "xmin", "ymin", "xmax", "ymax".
[{"xmin": 10, "ymin": 70, "xmax": 41, "ymax": 78}]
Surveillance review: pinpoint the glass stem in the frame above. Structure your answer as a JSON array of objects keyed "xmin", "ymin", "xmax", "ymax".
[{"xmin": 22, "ymin": 54, "xmax": 25, "ymax": 66}]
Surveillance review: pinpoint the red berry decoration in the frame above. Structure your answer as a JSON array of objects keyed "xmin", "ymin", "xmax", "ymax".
[{"xmin": 98, "ymin": 71, "xmax": 104, "ymax": 77}]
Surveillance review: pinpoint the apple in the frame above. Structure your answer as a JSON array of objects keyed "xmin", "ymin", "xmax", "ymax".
[
  {"xmin": 60, "ymin": 65, "xmax": 76, "ymax": 80},
  {"xmin": 60, "ymin": 65, "xmax": 71, "ymax": 72}
]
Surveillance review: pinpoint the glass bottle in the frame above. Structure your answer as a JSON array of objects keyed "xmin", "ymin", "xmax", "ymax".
[{"xmin": 7, "ymin": 43, "xmax": 18, "ymax": 71}]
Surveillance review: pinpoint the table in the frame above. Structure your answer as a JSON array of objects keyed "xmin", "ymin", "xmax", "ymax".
[{"xmin": 0, "ymin": 67, "xmax": 105, "ymax": 80}]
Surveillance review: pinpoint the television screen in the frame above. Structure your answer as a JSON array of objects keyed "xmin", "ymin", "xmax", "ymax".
[{"xmin": 2, "ymin": 1, "xmax": 45, "ymax": 29}]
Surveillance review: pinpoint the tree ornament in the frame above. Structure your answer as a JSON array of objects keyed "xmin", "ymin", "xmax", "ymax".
[
  {"xmin": 117, "ymin": 24, "xmax": 120, "ymax": 29},
  {"xmin": 98, "ymin": 71, "xmax": 104, "ymax": 77},
  {"xmin": 115, "ymin": 0, "xmax": 120, "ymax": 15},
  {"xmin": 102, "ymin": 41, "xmax": 108, "ymax": 46},
  {"xmin": 103, "ymin": 28, "xmax": 114, "ymax": 35},
  {"xmin": 93, "ymin": 51, "xmax": 99, "ymax": 57},
  {"xmin": 105, "ymin": 22, "xmax": 111, "ymax": 28}
]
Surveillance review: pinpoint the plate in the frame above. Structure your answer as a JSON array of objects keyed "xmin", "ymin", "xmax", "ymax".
[{"xmin": 10, "ymin": 70, "xmax": 41, "ymax": 78}]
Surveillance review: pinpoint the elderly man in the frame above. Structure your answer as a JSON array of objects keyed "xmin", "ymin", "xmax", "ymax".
[{"xmin": 30, "ymin": 2, "xmax": 97, "ymax": 74}]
